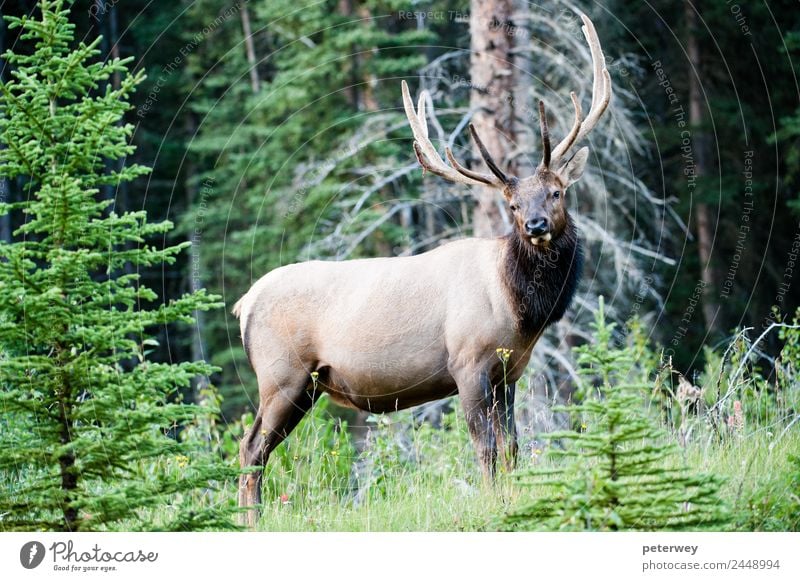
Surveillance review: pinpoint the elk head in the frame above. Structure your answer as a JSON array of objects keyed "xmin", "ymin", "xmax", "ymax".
[{"xmin": 402, "ymin": 13, "xmax": 612, "ymax": 247}]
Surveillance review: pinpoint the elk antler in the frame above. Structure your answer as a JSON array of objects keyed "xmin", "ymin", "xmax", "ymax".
[
  {"xmin": 401, "ymin": 80, "xmax": 507, "ymax": 188},
  {"xmin": 547, "ymin": 13, "xmax": 612, "ymax": 167},
  {"xmin": 538, "ymin": 100, "xmax": 551, "ymax": 169}
]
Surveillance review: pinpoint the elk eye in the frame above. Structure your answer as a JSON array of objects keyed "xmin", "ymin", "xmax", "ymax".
[
  {"xmin": 553, "ymin": 190, "xmax": 561, "ymax": 199},
  {"xmin": 510, "ymin": 203, "xmax": 518, "ymax": 212}
]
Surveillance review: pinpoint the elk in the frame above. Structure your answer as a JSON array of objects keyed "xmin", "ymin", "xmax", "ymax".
[{"xmin": 233, "ymin": 13, "xmax": 611, "ymax": 527}]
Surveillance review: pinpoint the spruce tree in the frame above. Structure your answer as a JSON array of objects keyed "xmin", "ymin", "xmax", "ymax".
[
  {"xmin": 0, "ymin": 0, "xmax": 235, "ymax": 531},
  {"xmin": 500, "ymin": 298, "xmax": 729, "ymax": 531}
]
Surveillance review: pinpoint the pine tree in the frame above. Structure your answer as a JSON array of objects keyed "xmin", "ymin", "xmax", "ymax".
[
  {"xmin": 0, "ymin": 0, "xmax": 236, "ymax": 531},
  {"xmin": 500, "ymin": 298, "xmax": 729, "ymax": 531}
]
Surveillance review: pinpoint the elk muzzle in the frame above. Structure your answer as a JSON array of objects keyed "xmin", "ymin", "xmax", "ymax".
[{"xmin": 525, "ymin": 217, "xmax": 550, "ymax": 236}]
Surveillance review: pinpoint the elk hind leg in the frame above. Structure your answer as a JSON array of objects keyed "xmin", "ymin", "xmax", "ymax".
[{"xmin": 239, "ymin": 376, "xmax": 315, "ymax": 528}]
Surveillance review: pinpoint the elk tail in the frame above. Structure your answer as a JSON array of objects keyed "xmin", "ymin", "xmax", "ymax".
[{"xmin": 232, "ymin": 295, "xmax": 247, "ymax": 318}]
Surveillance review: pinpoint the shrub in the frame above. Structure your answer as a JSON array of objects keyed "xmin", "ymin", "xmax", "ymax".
[{"xmin": 500, "ymin": 298, "xmax": 729, "ymax": 531}]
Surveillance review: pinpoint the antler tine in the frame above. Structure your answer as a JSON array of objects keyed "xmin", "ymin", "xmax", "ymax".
[
  {"xmin": 585, "ymin": 14, "xmax": 604, "ymax": 113},
  {"xmin": 401, "ymin": 80, "xmax": 441, "ymax": 168},
  {"xmin": 575, "ymin": 69, "xmax": 612, "ymax": 144},
  {"xmin": 538, "ymin": 100, "xmax": 551, "ymax": 169},
  {"xmin": 401, "ymin": 80, "xmax": 502, "ymax": 188},
  {"xmin": 445, "ymin": 147, "xmax": 501, "ymax": 184},
  {"xmin": 550, "ymin": 92, "xmax": 583, "ymax": 162},
  {"xmin": 416, "ymin": 91, "xmax": 428, "ymax": 139},
  {"xmin": 468, "ymin": 124, "xmax": 509, "ymax": 184},
  {"xmin": 574, "ymin": 13, "xmax": 612, "ymax": 143},
  {"xmin": 549, "ymin": 13, "xmax": 612, "ymax": 166}
]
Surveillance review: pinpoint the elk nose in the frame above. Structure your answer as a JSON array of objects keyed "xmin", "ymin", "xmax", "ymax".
[{"xmin": 525, "ymin": 217, "xmax": 549, "ymax": 236}]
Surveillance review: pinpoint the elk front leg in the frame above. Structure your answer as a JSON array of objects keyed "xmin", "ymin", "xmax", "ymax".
[
  {"xmin": 492, "ymin": 381, "xmax": 518, "ymax": 473},
  {"xmin": 455, "ymin": 368, "xmax": 497, "ymax": 482}
]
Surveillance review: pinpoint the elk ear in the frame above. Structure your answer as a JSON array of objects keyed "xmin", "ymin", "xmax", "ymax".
[{"xmin": 557, "ymin": 146, "xmax": 589, "ymax": 187}]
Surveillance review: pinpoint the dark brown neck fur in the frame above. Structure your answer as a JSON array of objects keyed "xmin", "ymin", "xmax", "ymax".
[{"xmin": 501, "ymin": 217, "xmax": 583, "ymax": 336}]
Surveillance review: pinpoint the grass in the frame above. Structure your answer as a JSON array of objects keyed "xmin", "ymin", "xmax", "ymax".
[
  {"xmin": 241, "ymin": 395, "xmax": 800, "ymax": 532},
  {"xmin": 698, "ymin": 428, "xmax": 800, "ymax": 531},
  {"xmin": 10, "ymin": 406, "xmax": 795, "ymax": 532},
  {"xmin": 253, "ymin": 402, "xmax": 518, "ymax": 531},
  {"xmin": 255, "ymin": 474, "xmax": 512, "ymax": 532}
]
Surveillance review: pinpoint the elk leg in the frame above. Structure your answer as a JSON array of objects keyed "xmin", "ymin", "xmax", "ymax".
[
  {"xmin": 491, "ymin": 381, "xmax": 518, "ymax": 473},
  {"xmin": 456, "ymin": 369, "xmax": 497, "ymax": 482},
  {"xmin": 238, "ymin": 383, "xmax": 316, "ymax": 528}
]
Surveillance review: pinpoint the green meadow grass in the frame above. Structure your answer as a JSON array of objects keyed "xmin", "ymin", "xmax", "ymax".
[
  {"xmin": 242, "ymin": 397, "xmax": 799, "ymax": 532},
  {"xmin": 4, "ymin": 394, "xmax": 797, "ymax": 531}
]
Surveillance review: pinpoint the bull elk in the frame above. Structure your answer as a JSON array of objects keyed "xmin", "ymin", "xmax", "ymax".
[{"xmin": 233, "ymin": 13, "xmax": 612, "ymax": 527}]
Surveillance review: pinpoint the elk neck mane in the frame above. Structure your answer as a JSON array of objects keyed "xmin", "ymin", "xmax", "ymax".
[{"xmin": 500, "ymin": 216, "xmax": 583, "ymax": 337}]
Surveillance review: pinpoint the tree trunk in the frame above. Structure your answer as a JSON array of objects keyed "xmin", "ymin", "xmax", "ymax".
[
  {"xmin": 337, "ymin": 1, "xmax": 359, "ymax": 108},
  {"xmin": 336, "ymin": 1, "xmax": 378, "ymax": 111},
  {"xmin": 685, "ymin": 1, "xmax": 718, "ymax": 335},
  {"xmin": 185, "ymin": 115, "xmax": 210, "ymax": 400},
  {"xmin": 56, "ymin": 373, "xmax": 78, "ymax": 530},
  {"xmin": 240, "ymin": 5, "xmax": 260, "ymax": 94},
  {"xmin": 357, "ymin": 4, "xmax": 379, "ymax": 112},
  {"xmin": 512, "ymin": 0, "xmax": 535, "ymax": 174},
  {"xmin": 470, "ymin": 0, "xmax": 515, "ymax": 238}
]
